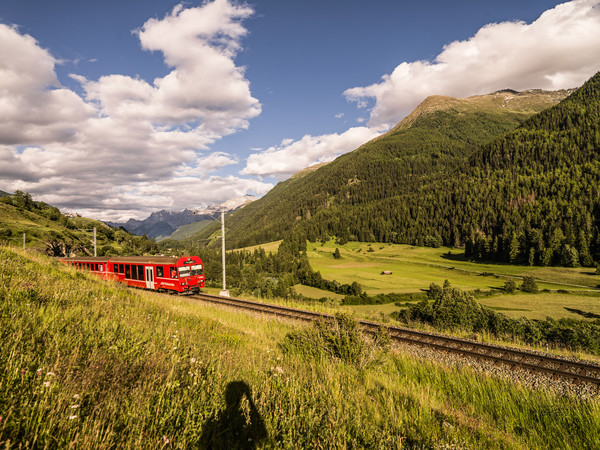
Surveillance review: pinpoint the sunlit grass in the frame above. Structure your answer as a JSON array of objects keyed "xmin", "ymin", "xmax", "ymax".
[{"xmin": 2, "ymin": 246, "xmax": 599, "ymax": 448}]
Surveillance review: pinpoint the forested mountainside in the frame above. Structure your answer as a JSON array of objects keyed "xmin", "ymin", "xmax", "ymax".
[
  {"xmin": 210, "ymin": 87, "xmax": 571, "ymax": 250},
  {"xmin": 462, "ymin": 72, "xmax": 600, "ymax": 265}
]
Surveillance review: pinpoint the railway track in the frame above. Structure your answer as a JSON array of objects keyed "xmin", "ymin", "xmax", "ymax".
[{"xmin": 190, "ymin": 292, "xmax": 600, "ymax": 386}]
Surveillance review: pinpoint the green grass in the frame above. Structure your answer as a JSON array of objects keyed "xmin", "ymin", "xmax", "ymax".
[
  {"xmin": 306, "ymin": 241, "xmax": 600, "ymax": 322},
  {"xmin": 2, "ymin": 246, "xmax": 600, "ymax": 448}
]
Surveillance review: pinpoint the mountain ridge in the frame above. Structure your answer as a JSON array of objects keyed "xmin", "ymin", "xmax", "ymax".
[{"xmin": 207, "ymin": 86, "xmax": 572, "ymax": 249}]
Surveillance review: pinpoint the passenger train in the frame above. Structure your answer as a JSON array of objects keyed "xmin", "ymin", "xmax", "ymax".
[{"xmin": 61, "ymin": 255, "xmax": 205, "ymax": 294}]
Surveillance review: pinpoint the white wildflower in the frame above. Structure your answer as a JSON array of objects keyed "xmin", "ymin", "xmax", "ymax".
[{"xmin": 68, "ymin": 415, "xmax": 77, "ymax": 420}]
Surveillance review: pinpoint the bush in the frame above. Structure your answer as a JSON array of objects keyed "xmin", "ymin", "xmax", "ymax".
[
  {"xmin": 520, "ymin": 276, "xmax": 539, "ymax": 293},
  {"xmin": 503, "ymin": 279, "xmax": 517, "ymax": 293},
  {"xmin": 396, "ymin": 281, "xmax": 600, "ymax": 355},
  {"xmin": 280, "ymin": 313, "xmax": 390, "ymax": 368}
]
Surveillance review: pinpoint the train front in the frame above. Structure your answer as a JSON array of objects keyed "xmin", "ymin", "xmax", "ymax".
[{"xmin": 175, "ymin": 256, "xmax": 205, "ymax": 294}]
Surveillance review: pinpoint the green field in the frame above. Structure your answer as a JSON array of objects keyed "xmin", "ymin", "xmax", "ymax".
[{"xmin": 303, "ymin": 241, "xmax": 600, "ymax": 321}]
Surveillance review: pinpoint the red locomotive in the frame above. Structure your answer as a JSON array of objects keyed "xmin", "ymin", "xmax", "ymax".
[{"xmin": 61, "ymin": 255, "xmax": 205, "ymax": 294}]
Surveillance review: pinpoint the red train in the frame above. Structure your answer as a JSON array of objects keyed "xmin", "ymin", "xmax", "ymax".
[{"xmin": 61, "ymin": 255, "xmax": 205, "ymax": 294}]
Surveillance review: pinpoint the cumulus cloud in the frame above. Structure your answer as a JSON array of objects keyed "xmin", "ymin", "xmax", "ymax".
[
  {"xmin": 244, "ymin": 1, "xmax": 600, "ymax": 181},
  {"xmin": 0, "ymin": 1, "xmax": 268, "ymax": 220},
  {"xmin": 345, "ymin": 0, "xmax": 600, "ymax": 129},
  {"xmin": 242, "ymin": 126, "xmax": 382, "ymax": 180}
]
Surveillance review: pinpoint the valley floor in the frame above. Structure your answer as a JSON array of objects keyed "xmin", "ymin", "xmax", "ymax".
[{"xmin": 304, "ymin": 241, "xmax": 600, "ymax": 322}]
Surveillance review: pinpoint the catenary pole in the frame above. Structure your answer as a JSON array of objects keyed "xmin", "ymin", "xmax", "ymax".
[{"xmin": 220, "ymin": 210, "xmax": 229, "ymax": 297}]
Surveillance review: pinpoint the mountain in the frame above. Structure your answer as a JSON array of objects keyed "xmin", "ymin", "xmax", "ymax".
[
  {"xmin": 108, "ymin": 209, "xmax": 206, "ymax": 240},
  {"xmin": 211, "ymin": 87, "xmax": 572, "ymax": 249},
  {"xmin": 460, "ymin": 72, "xmax": 600, "ymax": 265},
  {"xmin": 112, "ymin": 195, "xmax": 257, "ymax": 240}
]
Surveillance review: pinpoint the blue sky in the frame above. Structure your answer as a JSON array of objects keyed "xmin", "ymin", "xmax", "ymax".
[{"xmin": 1, "ymin": 0, "xmax": 599, "ymax": 220}]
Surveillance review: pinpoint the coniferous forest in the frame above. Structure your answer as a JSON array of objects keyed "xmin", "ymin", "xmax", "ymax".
[{"xmin": 199, "ymin": 73, "xmax": 600, "ymax": 268}]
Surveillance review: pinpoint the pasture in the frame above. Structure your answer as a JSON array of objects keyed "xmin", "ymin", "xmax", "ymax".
[{"xmin": 303, "ymin": 241, "xmax": 600, "ymax": 321}]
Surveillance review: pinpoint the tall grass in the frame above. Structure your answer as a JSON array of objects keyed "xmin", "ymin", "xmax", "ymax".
[{"xmin": 1, "ymin": 247, "xmax": 599, "ymax": 448}]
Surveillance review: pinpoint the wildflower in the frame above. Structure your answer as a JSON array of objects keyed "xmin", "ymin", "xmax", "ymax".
[
  {"xmin": 36, "ymin": 369, "xmax": 42, "ymax": 376},
  {"xmin": 73, "ymin": 394, "xmax": 80, "ymax": 399},
  {"xmin": 68, "ymin": 415, "xmax": 77, "ymax": 420},
  {"xmin": 163, "ymin": 436, "xmax": 170, "ymax": 444},
  {"xmin": 190, "ymin": 358, "xmax": 196, "ymax": 363},
  {"xmin": 46, "ymin": 372, "xmax": 55, "ymax": 377},
  {"xmin": 71, "ymin": 405, "xmax": 80, "ymax": 409},
  {"xmin": 43, "ymin": 381, "xmax": 51, "ymax": 387}
]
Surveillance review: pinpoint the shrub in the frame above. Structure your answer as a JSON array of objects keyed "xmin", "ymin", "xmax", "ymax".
[
  {"xmin": 280, "ymin": 313, "xmax": 389, "ymax": 368},
  {"xmin": 503, "ymin": 279, "xmax": 517, "ymax": 293},
  {"xmin": 520, "ymin": 276, "xmax": 539, "ymax": 293}
]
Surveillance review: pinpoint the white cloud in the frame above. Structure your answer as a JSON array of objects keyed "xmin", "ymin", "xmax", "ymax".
[
  {"xmin": 0, "ymin": 25, "xmax": 95, "ymax": 145},
  {"xmin": 0, "ymin": 1, "xmax": 268, "ymax": 220},
  {"xmin": 242, "ymin": 126, "xmax": 382, "ymax": 180},
  {"xmin": 334, "ymin": 112, "xmax": 344, "ymax": 119},
  {"xmin": 345, "ymin": 0, "xmax": 600, "ymax": 129}
]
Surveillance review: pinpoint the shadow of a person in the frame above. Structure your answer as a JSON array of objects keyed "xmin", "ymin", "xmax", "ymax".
[{"xmin": 200, "ymin": 381, "xmax": 267, "ymax": 449}]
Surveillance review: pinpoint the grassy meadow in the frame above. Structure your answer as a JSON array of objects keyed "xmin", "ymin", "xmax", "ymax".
[
  {"xmin": 303, "ymin": 241, "xmax": 600, "ymax": 322},
  {"xmin": 2, "ymin": 246, "xmax": 600, "ymax": 448}
]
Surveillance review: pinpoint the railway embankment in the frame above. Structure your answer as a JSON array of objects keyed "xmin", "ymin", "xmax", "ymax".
[{"xmin": 1, "ymin": 247, "xmax": 600, "ymax": 448}]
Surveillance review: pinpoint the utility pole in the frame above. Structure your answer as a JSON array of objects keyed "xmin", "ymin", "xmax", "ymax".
[{"xmin": 219, "ymin": 209, "xmax": 229, "ymax": 297}]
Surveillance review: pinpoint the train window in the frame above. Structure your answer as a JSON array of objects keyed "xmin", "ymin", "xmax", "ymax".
[
  {"xmin": 190, "ymin": 264, "xmax": 203, "ymax": 276},
  {"xmin": 170, "ymin": 267, "xmax": 178, "ymax": 279},
  {"xmin": 137, "ymin": 265, "xmax": 144, "ymax": 280},
  {"xmin": 132, "ymin": 265, "xmax": 138, "ymax": 280},
  {"xmin": 118, "ymin": 264, "xmax": 124, "ymax": 274},
  {"xmin": 125, "ymin": 264, "xmax": 131, "ymax": 279},
  {"xmin": 99, "ymin": 264, "xmax": 103, "ymax": 271},
  {"xmin": 156, "ymin": 266, "xmax": 164, "ymax": 277},
  {"xmin": 178, "ymin": 266, "xmax": 191, "ymax": 278},
  {"xmin": 93, "ymin": 264, "xmax": 97, "ymax": 271}
]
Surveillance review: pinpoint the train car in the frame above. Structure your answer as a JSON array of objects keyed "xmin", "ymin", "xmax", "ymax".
[
  {"xmin": 61, "ymin": 255, "xmax": 205, "ymax": 294},
  {"xmin": 61, "ymin": 257, "xmax": 111, "ymax": 280}
]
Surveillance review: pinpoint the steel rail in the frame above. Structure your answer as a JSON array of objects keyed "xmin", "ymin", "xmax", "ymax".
[{"xmin": 190, "ymin": 292, "xmax": 600, "ymax": 385}]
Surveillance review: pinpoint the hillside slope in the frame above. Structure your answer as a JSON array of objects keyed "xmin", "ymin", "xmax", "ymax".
[
  {"xmin": 460, "ymin": 72, "xmax": 600, "ymax": 265},
  {"xmin": 216, "ymin": 88, "xmax": 571, "ymax": 249},
  {"xmin": 0, "ymin": 191, "xmax": 157, "ymax": 256}
]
